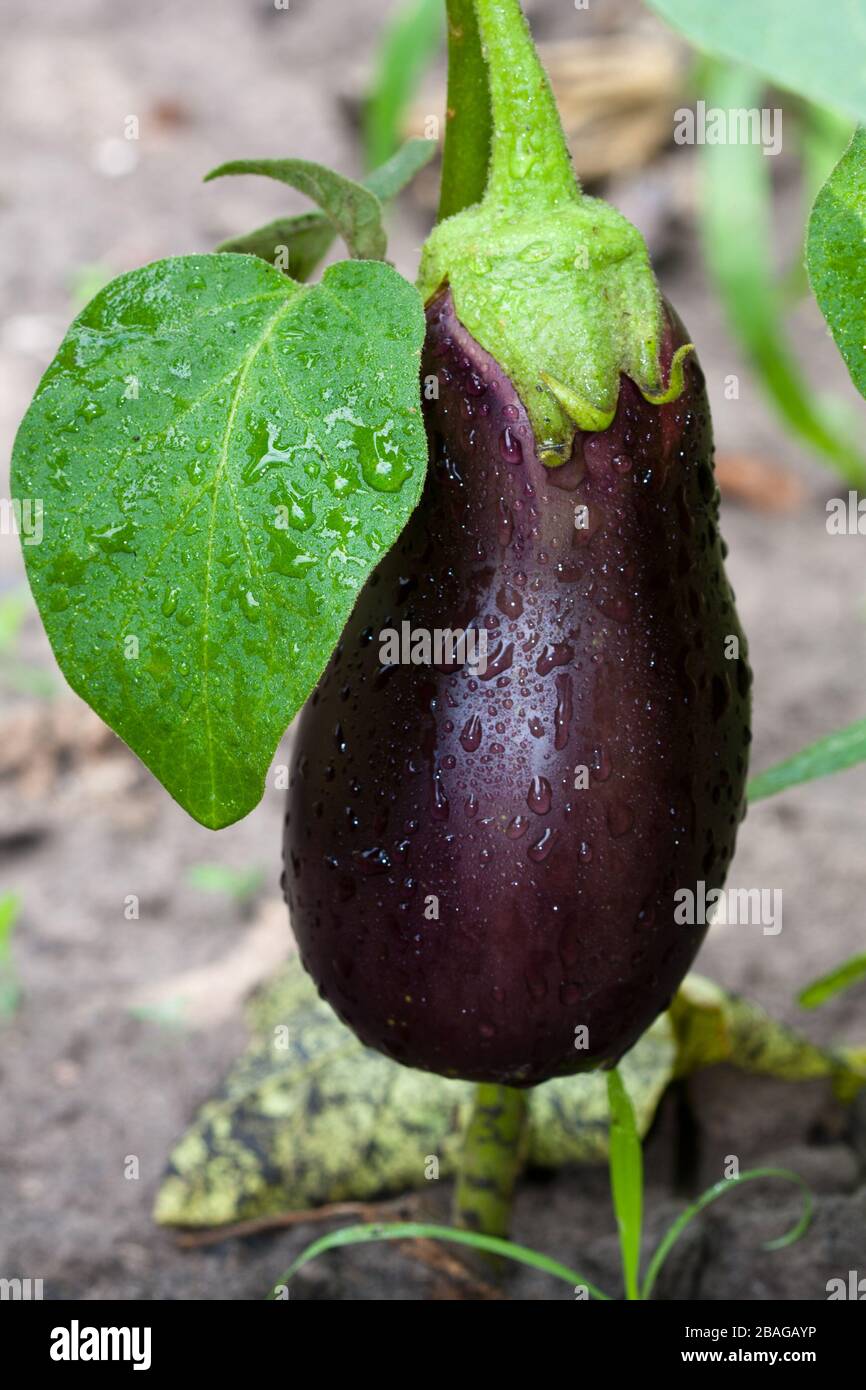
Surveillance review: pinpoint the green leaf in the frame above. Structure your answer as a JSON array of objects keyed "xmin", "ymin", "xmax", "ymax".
[
  {"xmin": 269, "ymin": 1221, "xmax": 610, "ymax": 1300},
  {"xmin": 70, "ymin": 264, "xmax": 112, "ymax": 314},
  {"xmin": 364, "ymin": 0, "xmax": 445, "ymax": 171},
  {"xmin": 647, "ymin": 0, "xmax": 866, "ymax": 124},
  {"xmin": 798, "ymin": 105, "xmax": 857, "ymax": 230},
  {"xmin": 748, "ymin": 717, "xmax": 866, "ymax": 802},
  {"xmin": 780, "ymin": 102, "xmax": 854, "ymax": 304},
  {"xmin": 699, "ymin": 61, "xmax": 866, "ymax": 488},
  {"xmin": 798, "ymin": 953, "xmax": 866, "ymax": 1009},
  {"xmin": 363, "ymin": 137, "xmax": 439, "ymax": 203},
  {"xmin": 217, "ymin": 139, "xmax": 437, "ymax": 281},
  {"xmin": 12, "ymin": 254, "xmax": 428, "ymax": 829},
  {"xmin": 606, "ymin": 1070, "xmax": 643, "ymax": 1301},
  {"xmin": 204, "ymin": 159, "xmax": 387, "ymax": 261},
  {"xmin": 808, "ymin": 128, "xmax": 866, "ymax": 401}
]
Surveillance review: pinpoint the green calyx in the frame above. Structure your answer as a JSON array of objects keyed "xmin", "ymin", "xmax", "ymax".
[
  {"xmin": 419, "ymin": 0, "xmax": 692, "ymax": 456},
  {"xmin": 419, "ymin": 200, "xmax": 693, "ymax": 449}
]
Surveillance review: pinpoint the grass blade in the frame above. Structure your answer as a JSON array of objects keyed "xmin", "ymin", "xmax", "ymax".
[
  {"xmin": 268, "ymin": 1221, "xmax": 610, "ymax": 1300},
  {"xmin": 0, "ymin": 590, "xmax": 31, "ymax": 652},
  {"xmin": 438, "ymin": 0, "xmax": 492, "ymax": 220},
  {"xmin": 185, "ymin": 864, "xmax": 265, "ymax": 901},
  {"xmin": 0, "ymin": 894, "xmax": 22, "ymax": 1017},
  {"xmin": 798, "ymin": 953, "xmax": 866, "ymax": 1009},
  {"xmin": 364, "ymin": 0, "xmax": 445, "ymax": 171},
  {"xmin": 606, "ymin": 1069, "xmax": 643, "ymax": 1301},
  {"xmin": 748, "ymin": 716, "xmax": 866, "ymax": 801},
  {"xmin": 0, "ymin": 894, "xmax": 20, "ymax": 953},
  {"xmin": 640, "ymin": 1167, "xmax": 811, "ymax": 1302}
]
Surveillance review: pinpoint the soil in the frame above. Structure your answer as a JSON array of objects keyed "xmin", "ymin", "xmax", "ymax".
[{"xmin": 1, "ymin": 0, "xmax": 864, "ymax": 1301}]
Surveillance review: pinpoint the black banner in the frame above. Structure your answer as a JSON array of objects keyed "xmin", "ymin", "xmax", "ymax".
[{"xmin": 5, "ymin": 1297, "xmax": 863, "ymax": 1374}]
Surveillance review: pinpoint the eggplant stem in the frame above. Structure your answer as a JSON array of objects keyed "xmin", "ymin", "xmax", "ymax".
[
  {"xmin": 453, "ymin": 1083, "xmax": 529, "ymax": 1251},
  {"xmin": 474, "ymin": 0, "xmax": 579, "ymax": 209}
]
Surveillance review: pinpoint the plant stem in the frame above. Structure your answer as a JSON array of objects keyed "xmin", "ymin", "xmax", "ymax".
[
  {"xmin": 438, "ymin": 0, "xmax": 492, "ymax": 221},
  {"xmin": 473, "ymin": 0, "xmax": 579, "ymax": 209},
  {"xmin": 453, "ymin": 1083, "xmax": 528, "ymax": 1242}
]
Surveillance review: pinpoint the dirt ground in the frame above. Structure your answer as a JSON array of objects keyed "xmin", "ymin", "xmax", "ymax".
[{"xmin": 1, "ymin": 0, "xmax": 865, "ymax": 1301}]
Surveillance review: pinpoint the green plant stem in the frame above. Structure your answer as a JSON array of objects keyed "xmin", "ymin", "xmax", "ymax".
[
  {"xmin": 438, "ymin": 0, "xmax": 492, "ymax": 221},
  {"xmin": 453, "ymin": 1083, "xmax": 528, "ymax": 1240},
  {"xmin": 473, "ymin": 0, "xmax": 578, "ymax": 210}
]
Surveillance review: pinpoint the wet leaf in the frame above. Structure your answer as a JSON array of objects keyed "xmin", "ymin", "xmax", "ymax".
[
  {"xmin": 808, "ymin": 127, "xmax": 866, "ymax": 402},
  {"xmin": 12, "ymin": 254, "xmax": 427, "ymax": 828}
]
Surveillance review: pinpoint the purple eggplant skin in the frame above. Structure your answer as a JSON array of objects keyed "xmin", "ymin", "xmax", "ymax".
[{"xmin": 283, "ymin": 288, "xmax": 751, "ymax": 1087}]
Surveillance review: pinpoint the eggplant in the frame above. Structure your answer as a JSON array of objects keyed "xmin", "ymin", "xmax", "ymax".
[{"xmin": 282, "ymin": 286, "xmax": 751, "ymax": 1087}]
